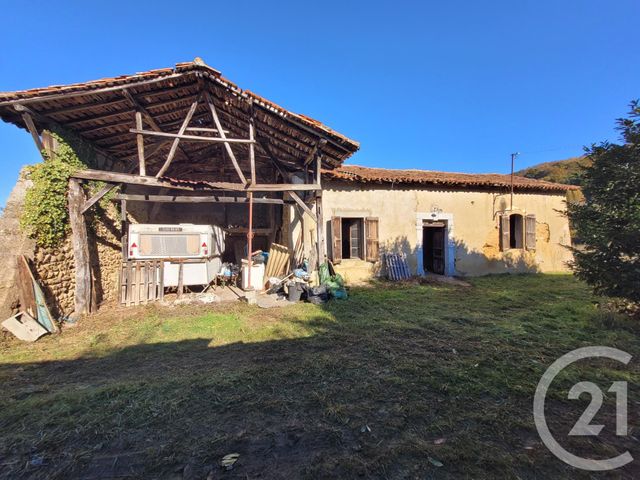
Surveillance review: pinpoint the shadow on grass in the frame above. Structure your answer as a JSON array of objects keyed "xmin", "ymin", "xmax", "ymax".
[{"xmin": 0, "ymin": 277, "xmax": 638, "ymax": 479}]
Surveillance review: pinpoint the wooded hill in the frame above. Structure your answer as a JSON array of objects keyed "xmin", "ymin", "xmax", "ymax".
[{"xmin": 516, "ymin": 156, "xmax": 591, "ymax": 186}]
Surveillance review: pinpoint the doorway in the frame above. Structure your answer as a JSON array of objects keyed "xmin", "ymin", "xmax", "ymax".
[{"xmin": 423, "ymin": 221, "xmax": 446, "ymax": 275}]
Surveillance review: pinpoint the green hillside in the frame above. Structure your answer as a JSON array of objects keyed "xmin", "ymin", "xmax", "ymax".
[{"xmin": 516, "ymin": 156, "xmax": 591, "ymax": 186}]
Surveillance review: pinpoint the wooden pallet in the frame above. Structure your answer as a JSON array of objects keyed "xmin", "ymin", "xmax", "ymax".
[{"xmin": 120, "ymin": 260, "xmax": 164, "ymax": 306}]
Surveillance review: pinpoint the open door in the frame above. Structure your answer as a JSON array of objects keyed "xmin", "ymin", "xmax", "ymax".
[{"xmin": 423, "ymin": 222, "xmax": 446, "ymax": 275}]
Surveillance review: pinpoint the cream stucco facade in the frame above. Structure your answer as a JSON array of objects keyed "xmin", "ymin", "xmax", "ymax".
[{"xmin": 319, "ymin": 181, "xmax": 573, "ymax": 282}]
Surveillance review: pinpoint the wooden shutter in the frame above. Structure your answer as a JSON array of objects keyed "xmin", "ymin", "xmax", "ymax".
[
  {"xmin": 331, "ymin": 216, "xmax": 342, "ymax": 264},
  {"xmin": 525, "ymin": 214, "xmax": 536, "ymax": 251},
  {"xmin": 500, "ymin": 214, "xmax": 510, "ymax": 251},
  {"xmin": 365, "ymin": 217, "xmax": 380, "ymax": 262}
]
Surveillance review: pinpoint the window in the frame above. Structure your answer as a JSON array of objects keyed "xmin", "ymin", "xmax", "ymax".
[
  {"xmin": 330, "ymin": 217, "xmax": 379, "ymax": 263},
  {"xmin": 500, "ymin": 213, "xmax": 536, "ymax": 251},
  {"xmin": 342, "ymin": 218, "xmax": 363, "ymax": 259},
  {"xmin": 509, "ymin": 213, "xmax": 524, "ymax": 249}
]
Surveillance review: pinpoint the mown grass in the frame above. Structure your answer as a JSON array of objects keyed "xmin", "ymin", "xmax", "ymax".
[{"xmin": 0, "ymin": 274, "xmax": 638, "ymax": 479}]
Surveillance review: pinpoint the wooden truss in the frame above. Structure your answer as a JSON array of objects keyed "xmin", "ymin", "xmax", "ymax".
[
  {"xmin": 14, "ymin": 85, "xmax": 327, "ymax": 317},
  {"xmin": 126, "ymin": 87, "xmax": 263, "ymax": 186}
]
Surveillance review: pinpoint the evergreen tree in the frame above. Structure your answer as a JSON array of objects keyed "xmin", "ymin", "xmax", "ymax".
[{"xmin": 568, "ymin": 101, "xmax": 640, "ymax": 310}]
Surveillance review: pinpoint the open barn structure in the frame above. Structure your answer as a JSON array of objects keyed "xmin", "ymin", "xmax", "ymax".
[{"xmin": 0, "ymin": 59, "xmax": 360, "ymax": 315}]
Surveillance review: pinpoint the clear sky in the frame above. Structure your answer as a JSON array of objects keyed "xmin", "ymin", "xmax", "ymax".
[{"xmin": 1, "ymin": 0, "xmax": 638, "ymax": 206}]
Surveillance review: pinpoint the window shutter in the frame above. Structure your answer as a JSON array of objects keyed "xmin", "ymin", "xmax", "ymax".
[
  {"xmin": 331, "ymin": 216, "xmax": 342, "ymax": 264},
  {"xmin": 365, "ymin": 217, "xmax": 380, "ymax": 262},
  {"xmin": 500, "ymin": 214, "xmax": 510, "ymax": 252},
  {"xmin": 525, "ymin": 214, "xmax": 536, "ymax": 251}
]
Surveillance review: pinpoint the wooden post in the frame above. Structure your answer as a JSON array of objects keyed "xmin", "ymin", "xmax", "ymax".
[
  {"xmin": 68, "ymin": 179, "xmax": 92, "ymax": 315},
  {"xmin": 21, "ymin": 112, "xmax": 46, "ymax": 159},
  {"xmin": 135, "ymin": 111, "xmax": 146, "ymax": 176},
  {"xmin": 177, "ymin": 261, "xmax": 184, "ymax": 299},
  {"xmin": 120, "ymin": 199, "xmax": 128, "ymax": 260},
  {"xmin": 249, "ymin": 117, "xmax": 256, "ymax": 185},
  {"xmin": 315, "ymin": 154, "xmax": 324, "ymax": 275},
  {"xmin": 315, "ymin": 191, "xmax": 324, "ymax": 274},
  {"xmin": 246, "ymin": 192, "xmax": 254, "ymax": 290}
]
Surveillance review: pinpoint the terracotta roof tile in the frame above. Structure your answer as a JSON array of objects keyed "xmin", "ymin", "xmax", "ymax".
[
  {"xmin": 323, "ymin": 165, "xmax": 578, "ymax": 193},
  {"xmin": 0, "ymin": 60, "xmax": 359, "ymax": 158}
]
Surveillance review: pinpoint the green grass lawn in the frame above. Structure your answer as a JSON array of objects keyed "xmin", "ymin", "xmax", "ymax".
[{"xmin": 0, "ymin": 275, "xmax": 638, "ymax": 479}]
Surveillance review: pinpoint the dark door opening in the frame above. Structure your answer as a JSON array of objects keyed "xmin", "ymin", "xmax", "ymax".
[
  {"xmin": 341, "ymin": 218, "xmax": 364, "ymax": 259},
  {"xmin": 423, "ymin": 223, "xmax": 446, "ymax": 275}
]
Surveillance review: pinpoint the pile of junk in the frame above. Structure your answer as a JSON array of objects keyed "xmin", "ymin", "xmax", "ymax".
[
  {"xmin": 126, "ymin": 223, "xmax": 348, "ymax": 304},
  {"xmin": 249, "ymin": 252, "xmax": 348, "ymax": 304}
]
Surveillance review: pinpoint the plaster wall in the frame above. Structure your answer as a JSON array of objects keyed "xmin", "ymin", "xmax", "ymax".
[{"xmin": 321, "ymin": 181, "xmax": 573, "ymax": 282}]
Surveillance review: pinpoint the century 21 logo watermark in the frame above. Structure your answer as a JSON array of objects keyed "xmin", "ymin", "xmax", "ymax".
[{"xmin": 533, "ymin": 346, "xmax": 633, "ymax": 471}]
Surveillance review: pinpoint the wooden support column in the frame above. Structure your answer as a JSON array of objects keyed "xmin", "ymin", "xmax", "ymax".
[
  {"xmin": 246, "ymin": 192, "xmax": 254, "ymax": 290},
  {"xmin": 68, "ymin": 179, "xmax": 92, "ymax": 315},
  {"xmin": 120, "ymin": 199, "xmax": 128, "ymax": 261},
  {"xmin": 135, "ymin": 111, "xmax": 146, "ymax": 176},
  {"xmin": 315, "ymin": 154, "xmax": 325, "ymax": 273},
  {"xmin": 249, "ymin": 110, "xmax": 256, "ymax": 185},
  {"xmin": 177, "ymin": 261, "xmax": 184, "ymax": 299}
]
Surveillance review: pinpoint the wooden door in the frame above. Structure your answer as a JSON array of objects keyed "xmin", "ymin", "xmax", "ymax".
[
  {"xmin": 365, "ymin": 217, "xmax": 379, "ymax": 262},
  {"xmin": 331, "ymin": 216, "xmax": 342, "ymax": 264},
  {"xmin": 432, "ymin": 228, "xmax": 445, "ymax": 275}
]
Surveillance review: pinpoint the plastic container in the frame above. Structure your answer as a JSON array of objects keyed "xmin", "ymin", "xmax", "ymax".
[
  {"xmin": 287, "ymin": 281, "xmax": 305, "ymax": 302},
  {"xmin": 241, "ymin": 262, "xmax": 265, "ymax": 290}
]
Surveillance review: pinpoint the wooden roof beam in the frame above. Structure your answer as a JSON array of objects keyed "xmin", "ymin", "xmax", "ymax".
[
  {"xmin": 13, "ymin": 104, "xmax": 126, "ymax": 169},
  {"xmin": 0, "ymin": 72, "xmax": 189, "ymax": 107},
  {"xmin": 155, "ymin": 96, "xmax": 200, "ymax": 178},
  {"xmin": 73, "ymin": 169, "xmax": 246, "ymax": 191},
  {"xmin": 204, "ymin": 90, "xmax": 247, "ymax": 184},
  {"xmin": 115, "ymin": 193, "xmax": 285, "ymax": 205},
  {"xmin": 70, "ymin": 94, "xmax": 201, "ymax": 134},
  {"xmin": 39, "ymin": 97, "xmax": 128, "ymax": 118},
  {"xmin": 122, "ymin": 89, "xmax": 192, "ymax": 168},
  {"xmin": 303, "ymin": 138, "xmax": 327, "ymax": 166},
  {"xmin": 129, "ymin": 128, "xmax": 256, "ymax": 144},
  {"xmin": 72, "ymin": 169, "xmax": 320, "ymax": 192},
  {"xmin": 19, "ymin": 110, "xmax": 46, "ymax": 162}
]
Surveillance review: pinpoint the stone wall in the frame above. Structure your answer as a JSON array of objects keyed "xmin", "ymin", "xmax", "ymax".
[
  {"xmin": 32, "ymin": 203, "xmax": 123, "ymax": 316},
  {"xmin": 0, "ymin": 168, "xmax": 36, "ymax": 319},
  {"xmin": 91, "ymin": 204, "xmax": 125, "ymax": 307},
  {"xmin": 33, "ymin": 239, "xmax": 75, "ymax": 316}
]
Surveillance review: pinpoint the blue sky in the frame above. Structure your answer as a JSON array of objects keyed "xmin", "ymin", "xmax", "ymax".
[{"xmin": 1, "ymin": 0, "xmax": 638, "ymax": 206}]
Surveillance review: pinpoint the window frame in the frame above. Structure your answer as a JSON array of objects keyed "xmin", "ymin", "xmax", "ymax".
[{"xmin": 500, "ymin": 211, "xmax": 536, "ymax": 252}]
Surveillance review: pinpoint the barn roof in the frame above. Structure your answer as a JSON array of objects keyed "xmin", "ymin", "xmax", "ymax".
[
  {"xmin": 323, "ymin": 165, "xmax": 578, "ymax": 193},
  {"xmin": 0, "ymin": 59, "xmax": 359, "ymax": 178}
]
